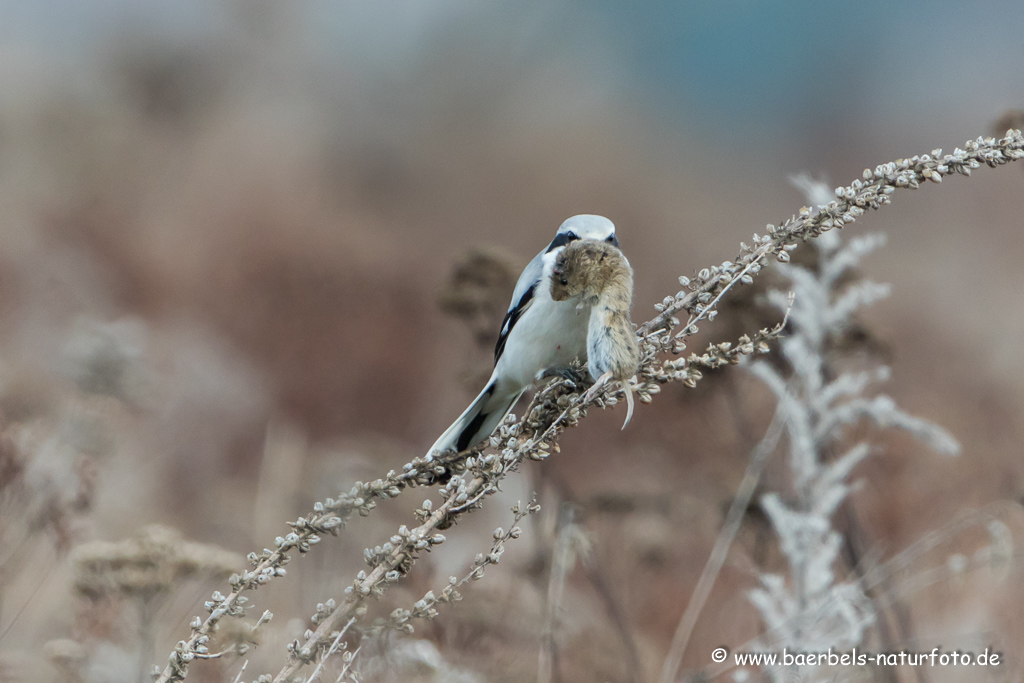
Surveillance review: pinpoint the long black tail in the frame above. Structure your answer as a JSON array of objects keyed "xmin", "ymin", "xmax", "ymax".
[{"xmin": 429, "ymin": 380, "xmax": 525, "ymax": 454}]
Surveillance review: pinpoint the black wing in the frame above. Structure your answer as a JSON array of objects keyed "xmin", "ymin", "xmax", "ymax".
[{"xmin": 493, "ymin": 283, "xmax": 535, "ymax": 365}]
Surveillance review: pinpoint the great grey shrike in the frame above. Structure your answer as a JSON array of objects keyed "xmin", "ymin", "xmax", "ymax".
[{"xmin": 429, "ymin": 214, "xmax": 618, "ymax": 455}]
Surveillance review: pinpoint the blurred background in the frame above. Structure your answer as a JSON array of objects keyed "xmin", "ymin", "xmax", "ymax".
[{"xmin": 2, "ymin": 1, "xmax": 1024, "ymax": 681}]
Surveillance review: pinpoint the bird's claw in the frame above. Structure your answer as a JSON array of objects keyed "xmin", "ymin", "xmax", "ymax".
[{"xmin": 541, "ymin": 365, "xmax": 591, "ymax": 388}]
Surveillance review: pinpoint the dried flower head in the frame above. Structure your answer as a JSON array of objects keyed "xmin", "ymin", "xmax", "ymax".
[{"xmin": 73, "ymin": 524, "xmax": 242, "ymax": 601}]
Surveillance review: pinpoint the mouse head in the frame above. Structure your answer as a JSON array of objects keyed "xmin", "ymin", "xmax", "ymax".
[{"xmin": 550, "ymin": 239, "xmax": 620, "ymax": 302}]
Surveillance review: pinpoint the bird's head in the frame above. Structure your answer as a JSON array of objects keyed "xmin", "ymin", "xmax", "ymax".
[{"xmin": 546, "ymin": 214, "xmax": 617, "ymax": 254}]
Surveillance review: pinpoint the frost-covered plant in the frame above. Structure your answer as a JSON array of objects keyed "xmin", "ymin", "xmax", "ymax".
[{"xmin": 746, "ymin": 179, "xmax": 959, "ymax": 682}]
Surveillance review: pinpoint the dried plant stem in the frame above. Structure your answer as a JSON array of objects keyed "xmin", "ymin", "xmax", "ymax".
[
  {"xmin": 138, "ymin": 598, "xmax": 157, "ymax": 683},
  {"xmin": 362, "ymin": 499, "xmax": 538, "ymax": 640},
  {"xmin": 153, "ymin": 131, "xmax": 1024, "ymax": 683},
  {"xmin": 153, "ymin": 449, "xmax": 471, "ymax": 683},
  {"xmin": 305, "ymin": 617, "xmax": 355, "ymax": 683},
  {"xmin": 580, "ymin": 554, "xmax": 644, "ymax": 683},
  {"xmin": 863, "ymin": 502, "xmax": 1021, "ymax": 592},
  {"xmin": 272, "ymin": 498, "xmax": 475, "ymax": 682},
  {"xmin": 333, "ymin": 644, "xmax": 360, "ymax": 683},
  {"xmin": 0, "ymin": 559, "xmax": 58, "ymax": 645},
  {"xmin": 640, "ymin": 132, "xmax": 1024, "ymax": 342},
  {"xmin": 659, "ymin": 408, "xmax": 784, "ymax": 683},
  {"xmin": 538, "ymin": 506, "xmax": 579, "ymax": 683},
  {"xmin": 271, "ymin": 472, "xmax": 542, "ymax": 682},
  {"xmin": 541, "ymin": 471, "xmax": 644, "ymax": 683}
]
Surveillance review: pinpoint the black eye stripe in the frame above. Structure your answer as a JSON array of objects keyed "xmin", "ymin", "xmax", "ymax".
[
  {"xmin": 546, "ymin": 231, "xmax": 618, "ymax": 252},
  {"xmin": 546, "ymin": 231, "xmax": 579, "ymax": 252}
]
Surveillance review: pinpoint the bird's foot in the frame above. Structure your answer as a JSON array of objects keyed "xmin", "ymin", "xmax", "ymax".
[{"xmin": 540, "ymin": 363, "xmax": 591, "ymax": 389}]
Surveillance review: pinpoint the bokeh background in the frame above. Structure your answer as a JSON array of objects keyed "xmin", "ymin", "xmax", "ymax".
[{"xmin": 2, "ymin": 2, "xmax": 1024, "ymax": 682}]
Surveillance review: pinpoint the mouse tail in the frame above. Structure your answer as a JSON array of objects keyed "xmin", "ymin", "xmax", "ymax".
[{"xmin": 621, "ymin": 378, "xmax": 636, "ymax": 429}]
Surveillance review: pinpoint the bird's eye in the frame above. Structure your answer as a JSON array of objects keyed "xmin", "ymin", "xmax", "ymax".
[
  {"xmin": 566, "ymin": 232, "xmax": 579, "ymax": 241},
  {"xmin": 605, "ymin": 234, "xmax": 619, "ymax": 246},
  {"xmin": 560, "ymin": 278, "xmax": 568, "ymax": 286}
]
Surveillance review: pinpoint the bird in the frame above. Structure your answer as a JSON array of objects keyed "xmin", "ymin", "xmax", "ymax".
[
  {"xmin": 549, "ymin": 239, "xmax": 641, "ymax": 428},
  {"xmin": 429, "ymin": 214, "xmax": 619, "ymax": 455}
]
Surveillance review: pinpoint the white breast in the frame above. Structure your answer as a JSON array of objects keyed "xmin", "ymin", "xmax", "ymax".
[{"xmin": 493, "ymin": 257, "xmax": 590, "ymax": 390}]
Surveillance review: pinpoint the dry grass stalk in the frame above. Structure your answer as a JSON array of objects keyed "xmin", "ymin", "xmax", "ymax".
[
  {"xmin": 538, "ymin": 505, "xmax": 591, "ymax": 683},
  {"xmin": 658, "ymin": 408, "xmax": 786, "ymax": 683}
]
